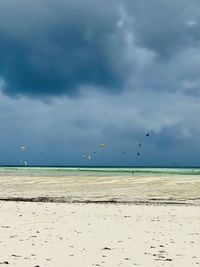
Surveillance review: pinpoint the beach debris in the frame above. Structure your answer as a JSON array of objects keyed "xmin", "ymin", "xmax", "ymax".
[
  {"xmin": 20, "ymin": 145, "xmax": 26, "ymax": 152},
  {"xmin": 102, "ymin": 247, "xmax": 112, "ymax": 250},
  {"xmin": 0, "ymin": 261, "xmax": 9, "ymax": 265},
  {"xmin": 9, "ymin": 235, "xmax": 18, "ymax": 238},
  {"xmin": 99, "ymin": 143, "xmax": 106, "ymax": 148}
]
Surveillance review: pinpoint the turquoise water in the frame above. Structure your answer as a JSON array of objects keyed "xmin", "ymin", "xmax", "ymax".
[
  {"xmin": 1, "ymin": 166, "xmax": 200, "ymax": 175},
  {"xmin": 0, "ymin": 167, "xmax": 200, "ymax": 204}
]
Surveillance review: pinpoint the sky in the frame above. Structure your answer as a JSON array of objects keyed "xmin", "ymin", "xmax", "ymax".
[{"xmin": 1, "ymin": 0, "xmax": 200, "ymax": 166}]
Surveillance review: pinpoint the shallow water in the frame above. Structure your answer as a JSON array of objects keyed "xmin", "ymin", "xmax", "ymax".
[{"xmin": 0, "ymin": 167, "xmax": 200, "ymax": 204}]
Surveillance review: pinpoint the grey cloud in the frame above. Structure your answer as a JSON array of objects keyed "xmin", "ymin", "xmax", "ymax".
[
  {"xmin": 123, "ymin": 0, "xmax": 200, "ymax": 58},
  {"xmin": 0, "ymin": 0, "xmax": 128, "ymax": 97}
]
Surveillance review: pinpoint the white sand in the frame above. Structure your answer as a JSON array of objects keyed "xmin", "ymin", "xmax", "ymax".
[{"xmin": 0, "ymin": 201, "xmax": 200, "ymax": 267}]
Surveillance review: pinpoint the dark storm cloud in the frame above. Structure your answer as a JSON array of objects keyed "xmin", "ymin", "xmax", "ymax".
[
  {"xmin": 1, "ymin": 0, "xmax": 200, "ymax": 98},
  {"xmin": 0, "ymin": 0, "xmax": 127, "ymax": 97}
]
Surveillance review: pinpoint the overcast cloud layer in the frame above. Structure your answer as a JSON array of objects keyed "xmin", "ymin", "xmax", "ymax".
[{"xmin": 0, "ymin": 0, "xmax": 200, "ymax": 166}]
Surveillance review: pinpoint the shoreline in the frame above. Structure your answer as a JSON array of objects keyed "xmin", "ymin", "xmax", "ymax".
[{"xmin": 0, "ymin": 197, "xmax": 200, "ymax": 206}]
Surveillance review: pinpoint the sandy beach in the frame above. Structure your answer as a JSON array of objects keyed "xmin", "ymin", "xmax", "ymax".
[
  {"xmin": 0, "ymin": 168, "xmax": 200, "ymax": 266},
  {"xmin": 0, "ymin": 201, "xmax": 200, "ymax": 267}
]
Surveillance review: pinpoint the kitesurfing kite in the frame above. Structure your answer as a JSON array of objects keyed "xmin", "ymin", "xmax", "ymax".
[
  {"xmin": 20, "ymin": 145, "xmax": 26, "ymax": 152},
  {"xmin": 99, "ymin": 143, "xmax": 106, "ymax": 148},
  {"xmin": 137, "ymin": 141, "xmax": 142, "ymax": 147},
  {"xmin": 145, "ymin": 132, "xmax": 150, "ymax": 137}
]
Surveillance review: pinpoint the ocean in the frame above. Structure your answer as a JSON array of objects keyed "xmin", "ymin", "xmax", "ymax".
[{"xmin": 0, "ymin": 167, "xmax": 200, "ymax": 205}]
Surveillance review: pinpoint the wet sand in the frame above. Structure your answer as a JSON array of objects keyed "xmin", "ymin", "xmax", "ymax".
[
  {"xmin": 0, "ymin": 201, "xmax": 200, "ymax": 267},
  {"xmin": 1, "ymin": 169, "xmax": 200, "ymax": 204}
]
